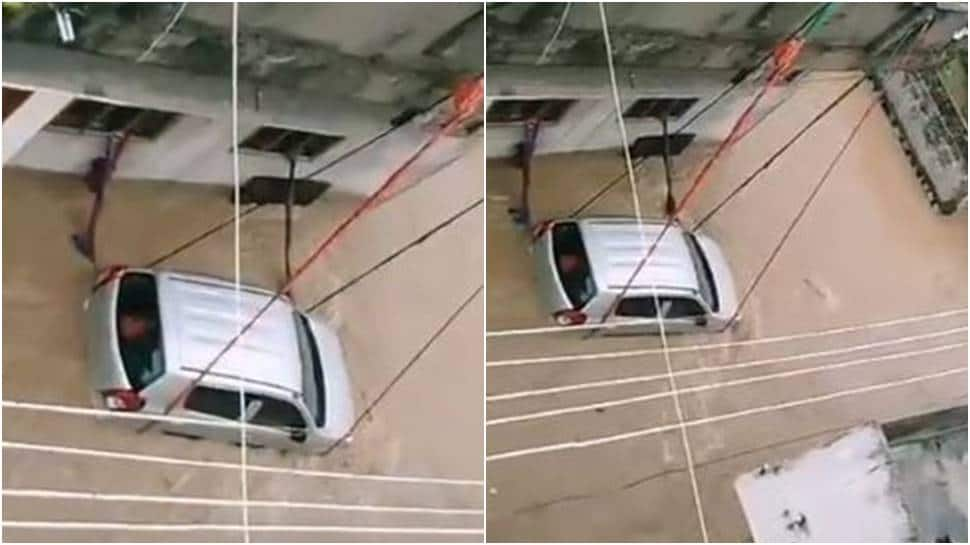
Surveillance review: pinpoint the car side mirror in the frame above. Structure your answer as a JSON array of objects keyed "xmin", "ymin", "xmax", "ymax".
[
  {"xmin": 694, "ymin": 316, "xmax": 708, "ymax": 327},
  {"xmin": 289, "ymin": 428, "xmax": 307, "ymax": 443}
]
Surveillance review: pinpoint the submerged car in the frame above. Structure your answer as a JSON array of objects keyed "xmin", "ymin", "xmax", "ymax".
[
  {"xmin": 532, "ymin": 217, "xmax": 739, "ymax": 332},
  {"xmin": 84, "ymin": 266, "xmax": 354, "ymax": 451}
]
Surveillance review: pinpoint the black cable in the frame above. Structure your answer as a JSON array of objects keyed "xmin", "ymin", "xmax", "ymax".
[
  {"xmin": 693, "ymin": 13, "xmax": 934, "ymax": 231},
  {"xmin": 144, "ymin": 204, "xmax": 262, "ymax": 268},
  {"xmin": 304, "ymin": 198, "xmax": 483, "ymax": 312},
  {"xmin": 691, "ymin": 74, "xmax": 867, "ymax": 231},
  {"xmin": 284, "ymin": 156, "xmax": 296, "ymax": 283},
  {"xmin": 320, "ymin": 285, "xmax": 483, "ymax": 457},
  {"xmin": 728, "ymin": 98, "xmax": 877, "ymax": 327},
  {"xmin": 298, "ymin": 93, "xmax": 452, "ymax": 181},
  {"xmin": 141, "ymin": 96, "xmax": 455, "ymax": 269},
  {"xmin": 661, "ymin": 115, "xmax": 675, "ymax": 217},
  {"xmin": 568, "ymin": 3, "xmax": 831, "ymax": 218}
]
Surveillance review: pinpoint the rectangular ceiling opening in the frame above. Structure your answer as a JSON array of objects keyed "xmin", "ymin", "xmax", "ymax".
[
  {"xmin": 629, "ymin": 133, "xmax": 696, "ymax": 158},
  {"xmin": 624, "ymin": 98, "xmax": 699, "ymax": 120},
  {"xmin": 3, "ymin": 87, "xmax": 32, "ymax": 120},
  {"xmin": 486, "ymin": 99, "xmax": 575, "ymax": 124},
  {"xmin": 240, "ymin": 126, "xmax": 344, "ymax": 160},
  {"xmin": 48, "ymin": 99, "xmax": 179, "ymax": 138}
]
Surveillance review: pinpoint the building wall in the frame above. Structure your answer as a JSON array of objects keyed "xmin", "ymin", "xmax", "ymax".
[
  {"xmin": 2, "ymin": 42, "xmax": 479, "ymax": 196},
  {"xmin": 485, "ymin": 64, "xmax": 762, "ymax": 158}
]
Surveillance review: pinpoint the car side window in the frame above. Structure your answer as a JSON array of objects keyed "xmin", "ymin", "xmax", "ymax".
[
  {"xmin": 184, "ymin": 387, "xmax": 305, "ymax": 430},
  {"xmin": 248, "ymin": 393, "xmax": 306, "ymax": 429},
  {"xmin": 185, "ymin": 385, "xmax": 240, "ymax": 420},
  {"xmin": 616, "ymin": 296, "xmax": 705, "ymax": 319}
]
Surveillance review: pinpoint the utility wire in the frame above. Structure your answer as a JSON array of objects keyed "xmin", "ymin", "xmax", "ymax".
[
  {"xmin": 487, "ymin": 365, "xmax": 966, "ymax": 462},
  {"xmin": 693, "ymin": 12, "xmax": 934, "ymax": 230},
  {"xmin": 298, "ymin": 94, "xmax": 452, "ymax": 181},
  {"xmin": 136, "ymin": 2, "xmax": 187, "ymax": 63},
  {"xmin": 320, "ymin": 286, "xmax": 483, "ymax": 456},
  {"xmin": 487, "ymin": 327, "xmax": 966, "ymax": 401},
  {"xmin": 691, "ymin": 75, "xmax": 866, "ymax": 230},
  {"xmin": 229, "ymin": 4, "xmax": 249, "ymax": 542},
  {"xmin": 144, "ymin": 205, "xmax": 261, "ymax": 268},
  {"xmin": 147, "ymin": 82, "xmax": 482, "ymax": 428},
  {"xmin": 568, "ymin": 3, "xmax": 833, "ymax": 217},
  {"xmin": 141, "ymin": 92, "xmax": 456, "ymax": 269},
  {"xmin": 536, "ymin": 3, "xmax": 572, "ymax": 65},
  {"xmin": 3, "ymin": 440, "xmax": 483, "ymax": 486},
  {"xmin": 305, "ymin": 198, "xmax": 483, "ymax": 312},
  {"xmin": 728, "ymin": 96, "xmax": 880, "ymax": 325}
]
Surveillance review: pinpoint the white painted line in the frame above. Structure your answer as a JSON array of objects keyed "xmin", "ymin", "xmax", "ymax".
[
  {"xmin": 487, "ymin": 342, "xmax": 966, "ymax": 426},
  {"xmin": 486, "ymin": 308, "xmax": 966, "ymax": 365},
  {"xmin": 1, "ymin": 441, "xmax": 482, "ymax": 487},
  {"xmin": 487, "ymin": 327, "xmax": 967, "ymax": 401},
  {"xmin": 486, "ymin": 366, "xmax": 967, "ymax": 462},
  {"xmin": 0, "ymin": 521, "xmax": 482, "ymax": 535},
  {"xmin": 2, "ymin": 488, "xmax": 482, "ymax": 515}
]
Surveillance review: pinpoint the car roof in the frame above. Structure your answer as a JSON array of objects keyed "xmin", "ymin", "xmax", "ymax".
[
  {"xmin": 153, "ymin": 271, "xmax": 303, "ymax": 396},
  {"xmin": 575, "ymin": 218, "xmax": 701, "ymax": 294}
]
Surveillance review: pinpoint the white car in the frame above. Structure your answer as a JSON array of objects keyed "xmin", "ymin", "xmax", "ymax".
[
  {"xmin": 532, "ymin": 217, "xmax": 739, "ymax": 332},
  {"xmin": 84, "ymin": 266, "xmax": 354, "ymax": 451}
]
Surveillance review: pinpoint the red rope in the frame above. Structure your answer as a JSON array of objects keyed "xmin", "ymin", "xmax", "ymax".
[
  {"xmin": 674, "ymin": 38, "xmax": 803, "ymax": 220},
  {"xmin": 152, "ymin": 77, "xmax": 484, "ymax": 421},
  {"xmin": 596, "ymin": 39, "xmax": 807, "ymax": 324}
]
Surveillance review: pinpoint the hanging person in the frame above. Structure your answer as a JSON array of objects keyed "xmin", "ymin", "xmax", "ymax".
[
  {"xmin": 72, "ymin": 131, "xmax": 130, "ymax": 264},
  {"xmin": 508, "ymin": 117, "xmax": 540, "ymax": 228}
]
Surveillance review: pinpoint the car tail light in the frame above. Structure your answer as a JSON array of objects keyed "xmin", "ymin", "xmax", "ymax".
[
  {"xmin": 102, "ymin": 389, "xmax": 145, "ymax": 411},
  {"xmin": 531, "ymin": 220, "xmax": 553, "ymax": 242},
  {"xmin": 554, "ymin": 310, "xmax": 587, "ymax": 326},
  {"xmin": 93, "ymin": 265, "xmax": 127, "ymax": 292}
]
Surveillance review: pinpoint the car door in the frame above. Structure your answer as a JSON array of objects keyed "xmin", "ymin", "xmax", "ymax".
[
  {"xmin": 243, "ymin": 392, "xmax": 312, "ymax": 450},
  {"xmin": 607, "ymin": 295, "xmax": 708, "ymax": 335},
  {"xmin": 165, "ymin": 385, "xmax": 255, "ymax": 445}
]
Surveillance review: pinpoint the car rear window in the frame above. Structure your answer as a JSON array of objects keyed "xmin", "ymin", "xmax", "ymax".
[
  {"xmin": 616, "ymin": 296, "xmax": 705, "ymax": 319},
  {"xmin": 115, "ymin": 273, "xmax": 164, "ymax": 391},
  {"xmin": 185, "ymin": 386, "xmax": 306, "ymax": 430},
  {"xmin": 551, "ymin": 222, "xmax": 597, "ymax": 309}
]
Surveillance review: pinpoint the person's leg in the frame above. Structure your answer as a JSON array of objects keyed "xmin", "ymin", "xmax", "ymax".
[{"xmin": 71, "ymin": 186, "xmax": 103, "ymax": 263}]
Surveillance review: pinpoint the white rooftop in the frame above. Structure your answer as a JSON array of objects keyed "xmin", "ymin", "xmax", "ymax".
[{"xmin": 734, "ymin": 424, "xmax": 917, "ymax": 542}]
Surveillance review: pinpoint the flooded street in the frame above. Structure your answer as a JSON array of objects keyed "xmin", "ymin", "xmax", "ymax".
[
  {"xmin": 2, "ymin": 146, "xmax": 484, "ymax": 542},
  {"xmin": 485, "ymin": 75, "xmax": 967, "ymax": 541}
]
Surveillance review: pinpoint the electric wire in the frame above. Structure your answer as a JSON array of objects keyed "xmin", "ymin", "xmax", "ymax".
[
  {"xmin": 305, "ymin": 198, "xmax": 484, "ymax": 312},
  {"xmin": 320, "ymin": 285, "xmax": 483, "ymax": 456},
  {"xmin": 487, "ymin": 366, "xmax": 966, "ymax": 462}
]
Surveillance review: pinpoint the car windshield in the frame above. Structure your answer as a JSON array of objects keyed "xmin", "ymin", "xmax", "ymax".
[
  {"xmin": 552, "ymin": 222, "xmax": 597, "ymax": 309},
  {"xmin": 294, "ymin": 313, "xmax": 326, "ymax": 427},
  {"xmin": 683, "ymin": 233, "xmax": 719, "ymax": 312},
  {"xmin": 115, "ymin": 273, "xmax": 164, "ymax": 391}
]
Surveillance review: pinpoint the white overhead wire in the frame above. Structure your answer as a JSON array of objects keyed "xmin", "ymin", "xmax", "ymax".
[
  {"xmin": 599, "ymin": 3, "xmax": 708, "ymax": 540},
  {"xmin": 1, "ymin": 488, "xmax": 482, "ymax": 516},
  {"xmin": 487, "ymin": 366, "xmax": 967, "ymax": 462},
  {"xmin": 135, "ymin": 2, "xmax": 188, "ymax": 63},
  {"xmin": 0, "ymin": 521, "xmax": 482, "ymax": 535},
  {"xmin": 487, "ymin": 307, "xmax": 966, "ymax": 339},
  {"xmin": 229, "ymin": 3, "xmax": 249, "ymax": 542},
  {"xmin": 536, "ymin": 3, "xmax": 572, "ymax": 65},
  {"xmin": 488, "ymin": 326, "xmax": 967, "ymax": 401},
  {"xmin": 487, "ymin": 308, "xmax": 967, "ymax": 366},
  {"xmin": 1, "ymin": 400, "xmax": 299, "ymax": 432},
  {"xmin": 487, "ymin": 341, "xmax": 966, "ymax": 426},
  {"xmin": 1, "ymin": 440, "xmax": 482, "ymax": 487}
]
